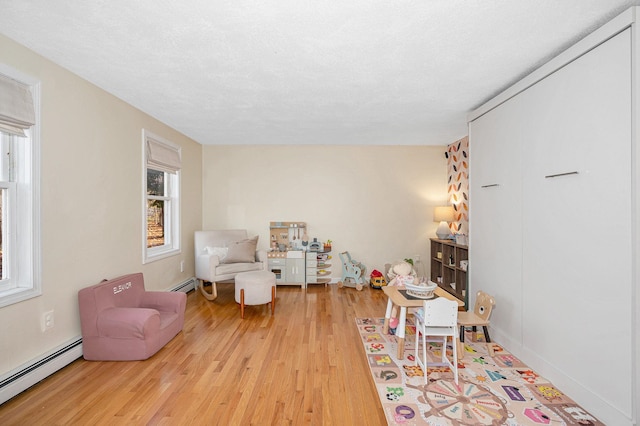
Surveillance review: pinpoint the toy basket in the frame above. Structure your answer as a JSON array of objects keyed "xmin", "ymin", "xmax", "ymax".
[{"xmin": 404, "ymin": 280, "xmax": 438, "ymax": 299}]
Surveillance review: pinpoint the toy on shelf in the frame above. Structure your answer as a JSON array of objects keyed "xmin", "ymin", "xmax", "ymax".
[
  {"xmin": 309, "ymin": 238, "xmax": 322, "ymax": 252},
  {"xmin": 338, "ymin": 251, "xmax": 367, "ymax": 291}
]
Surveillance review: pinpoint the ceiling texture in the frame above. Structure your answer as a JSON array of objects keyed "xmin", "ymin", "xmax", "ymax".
[{"xmin": 0, "ymin": 1, "xmax": 638, "ymax": 146}]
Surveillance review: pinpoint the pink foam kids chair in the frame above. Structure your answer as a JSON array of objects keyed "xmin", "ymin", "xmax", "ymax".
[{"xmin": 78, "ymin": 273, "xmax": 187, "ymax": 361}]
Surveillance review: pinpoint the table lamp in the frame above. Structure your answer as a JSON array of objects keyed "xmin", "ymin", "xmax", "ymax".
[{"xmin": 434, "ymin": 206, "xmax": 454, "ymax": 239}]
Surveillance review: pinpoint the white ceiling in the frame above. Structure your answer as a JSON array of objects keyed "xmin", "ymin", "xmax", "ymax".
[{"xmin": 0, "ymin": 1, "xmax": 637, "ymax": 145}]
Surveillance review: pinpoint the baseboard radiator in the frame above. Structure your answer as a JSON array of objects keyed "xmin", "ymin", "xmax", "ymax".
[
  {"xmin": 0, "ymin": 337, "xmax": 83, "ymax": 405},
  {"xmin": 170, "ymin": 276, "xmax": 196, "ymax": 293},
  {"xmin": 0, "ymin": 276, "xmax": 196, "ymax": 405}
]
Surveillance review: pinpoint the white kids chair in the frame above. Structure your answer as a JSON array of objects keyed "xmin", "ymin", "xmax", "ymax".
[{"xmin": 414, "ymin": 297, "xmax": 460, "ymax": 385}]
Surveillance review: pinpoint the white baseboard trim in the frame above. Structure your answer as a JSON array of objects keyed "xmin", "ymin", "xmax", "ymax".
[
  {"xmin": 490, "ymin": 327, "xmax": 633, "ymax": 426},
  {"xmin": 0, "ymin": 337, "xmax": 83, "ymax": 405}
]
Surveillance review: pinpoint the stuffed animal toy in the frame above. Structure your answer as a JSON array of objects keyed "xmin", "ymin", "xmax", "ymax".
[
  {"xmin": 385, "ymin": 261, "xmax": 417, "ymax": 326},
  {"xmin": 389, "ymin": 317, "xmax": 399, "ymax": 335},
  {"xmin": 387, "ymin": 261, "xmax": 416, "ymax": 287}
]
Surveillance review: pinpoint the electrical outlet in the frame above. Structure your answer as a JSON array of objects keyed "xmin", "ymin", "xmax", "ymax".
[
  {"xmin": 180, "ymin": 260, "xmax": 185, "ymax": 272},
  {"xmin": 42, "ymin": 310, "xmax": 54, "ymax": 331}
]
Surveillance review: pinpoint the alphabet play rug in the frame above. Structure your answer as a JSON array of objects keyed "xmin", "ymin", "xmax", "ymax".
[{"xmin": 355, "ymin": 317, "xmax": 603, "ymax": 426}]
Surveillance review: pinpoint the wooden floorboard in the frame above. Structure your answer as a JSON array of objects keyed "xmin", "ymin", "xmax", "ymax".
[{"xmin": 0, "ymin": 283, "xmax": 389, "ymax": 425}]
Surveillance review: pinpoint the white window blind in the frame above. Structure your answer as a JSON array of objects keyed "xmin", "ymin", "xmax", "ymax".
[
  {"xmin": 146, "ymin": 137, "xmax": 181, "ymax": 174},
  {"xmin": 0, "ymin": 74, "xmax": 35, "ymax": 137}
]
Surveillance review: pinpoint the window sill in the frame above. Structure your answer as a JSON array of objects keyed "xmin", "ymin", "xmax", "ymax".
[
  {"xmin": 143, "ymin": 247, "xmax": 181, "ymax": 264},
  {"xmin": 0, "ymin": 286, "xmax": 41, "ymax": 308}
]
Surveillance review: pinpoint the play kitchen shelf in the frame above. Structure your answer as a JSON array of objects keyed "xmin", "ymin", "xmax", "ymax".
[
  {"xmin": 430, "ymin": 238, "xmax": 468, "ymax": 308},
  {"xmin": 306, "ymin": 250, "xmax": 332, "ymax": 287}
]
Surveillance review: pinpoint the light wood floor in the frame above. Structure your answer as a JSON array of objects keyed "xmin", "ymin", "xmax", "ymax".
[{"xmin": 0, "ymin": 283, "xmax": 389, "ymax": 425}]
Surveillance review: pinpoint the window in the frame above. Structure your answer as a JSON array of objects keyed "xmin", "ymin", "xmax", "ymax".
[
  {"xmin": 0, "ymin": 134, "xmax": 16, "ymax": 285},
  {"xmin": 0, "ymin": 68, "xmax": 40, "ymax": 307},
  {"xmin": 142, "ymin": 130, "xmax": 181, "ymax": 263}
]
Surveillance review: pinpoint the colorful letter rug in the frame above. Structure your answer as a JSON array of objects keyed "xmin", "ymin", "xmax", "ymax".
[{"xmin": 355, "ymin": 318, "xmax": 604, "ymax": 426}]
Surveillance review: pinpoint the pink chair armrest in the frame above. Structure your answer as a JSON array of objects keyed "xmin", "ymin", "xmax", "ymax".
[
  {"xmin": 97, "ymin": 307, "xmax": 160, "ymax": 339},
  {"xmin": 140, "ymin": 291, "xmax": 186, "ymax": 313}
]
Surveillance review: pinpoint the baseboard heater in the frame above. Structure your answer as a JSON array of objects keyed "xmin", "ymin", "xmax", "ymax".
[
  {"xmin": 0, "ymin": 276, "xmax": 196, "ymax": 405},
  {"xmin": 0, "ymin": 337, "xmax": 83, "ymax": 405},
  {"xmin": 170, "ymin": 276, "xmax": 196, "ymax": 293}
]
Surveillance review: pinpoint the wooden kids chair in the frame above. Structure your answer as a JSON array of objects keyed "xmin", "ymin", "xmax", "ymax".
[{"xmin": 457, "ymin": 290, "xmax": 496, "ymax": 356}]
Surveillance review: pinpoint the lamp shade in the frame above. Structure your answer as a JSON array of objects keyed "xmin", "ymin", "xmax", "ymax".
[{"xmin": 434, "ymin": 206, "xmax": 454, "ymax": 222}]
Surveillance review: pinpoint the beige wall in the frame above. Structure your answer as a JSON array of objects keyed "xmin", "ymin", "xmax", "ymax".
[
  {"xmin": 202, "ymin": 145, "xmax": 448, "ymax": 278},
  {"xmin": 0, "ymin": 35, "xmax": 202, "ymax": 375}
]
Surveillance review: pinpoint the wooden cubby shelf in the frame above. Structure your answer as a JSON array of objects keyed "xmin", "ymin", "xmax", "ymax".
[{"xmin": 430, "ymin": 238, "xmax": 468, "ymax": 309}]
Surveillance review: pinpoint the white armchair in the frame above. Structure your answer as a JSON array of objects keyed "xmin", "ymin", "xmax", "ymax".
[{"xmin": 195, "ymin": 230, "xmax": 267, "ymax": 301}]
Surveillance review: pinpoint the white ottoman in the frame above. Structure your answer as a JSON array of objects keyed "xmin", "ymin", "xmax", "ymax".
[{"xmin": 234, "ymin": 271, "xmax": 276, "ymax": 319}]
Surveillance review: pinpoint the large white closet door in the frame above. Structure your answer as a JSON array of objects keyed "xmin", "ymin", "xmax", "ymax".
[
  {"xmin": 520, "ymin": 29, "xmax": 632, "ymax": 414},
  {"xmin": 469, "ymin": 95, "xmax": 523, "ymax": 341}
]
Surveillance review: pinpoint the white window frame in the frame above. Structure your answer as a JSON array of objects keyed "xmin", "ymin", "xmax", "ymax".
[
  {"xmin": 0, "ymin": 65, "xmax": 41, "ymax": 308},
  {"xmin": 142, "ymin": 130, "xmax": 181, "ymax": 263}
]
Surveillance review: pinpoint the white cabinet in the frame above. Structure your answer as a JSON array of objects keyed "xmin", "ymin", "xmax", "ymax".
[
  {"xmin": 518, "ymin": 29, "xmax": 632, "ymax": 389},
  {"xmin": 469, "ymin": 92, "xmax": 524, "ymax": 340},
  {"xmin": 287, "ymin": 257, "xmax": 305, "ymax": 287},
  {"xmin": 469, "ymin": 24, "xmax": 634, "ymax": 425}
]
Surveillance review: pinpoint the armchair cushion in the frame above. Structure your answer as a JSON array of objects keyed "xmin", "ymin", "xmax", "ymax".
[
  {"xmin": 205, "ymin": 246, "xmax": 228, "ymax": 261},
  {"xmin": 216, "ymin": 262, "xmax": 264, "ymax": 275},
  {"xmin": 222, "ymin": 235, "xmax": 258, "ymax": 264},
  {"xmin": 97, "ymin": 307, "xmax": 160, "ymax": 339},
  {"xmin": 140, "ymin": 291, "xmax": 188, "ymax": 313}
]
